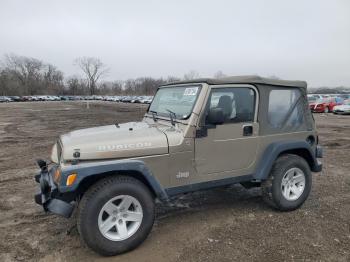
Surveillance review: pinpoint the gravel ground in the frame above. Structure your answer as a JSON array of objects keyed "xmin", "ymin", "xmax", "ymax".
[{"xmin": 0, "ymin": 101, "xmax": 349, "ymax": 262}]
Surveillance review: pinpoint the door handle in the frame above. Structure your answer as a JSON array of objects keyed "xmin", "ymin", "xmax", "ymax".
[{"xmin": 243, "ymin": 124, "xmax": 253, "ymax": 136}]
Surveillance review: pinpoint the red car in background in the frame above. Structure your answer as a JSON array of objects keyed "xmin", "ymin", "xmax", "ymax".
[{"xmin": 308, "ymin": 97, "xmax": 342, "ymax": 113}]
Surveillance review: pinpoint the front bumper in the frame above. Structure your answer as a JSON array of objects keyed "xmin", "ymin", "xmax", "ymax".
[
  {"xmin": 310, "ymin": 107, "xmax": 324, "ymax": 113},
  {"xmin": 333, "ymin": 110, "xmax": 350, "ymax": 115},
  {"xmin": 34, "ymin": 161, "xmax": 74, "ymax": 218}
]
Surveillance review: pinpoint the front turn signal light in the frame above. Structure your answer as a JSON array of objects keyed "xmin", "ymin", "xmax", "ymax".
[{"xmin": 66, "ymin": 173, "xmax": 77, "ymax": 186}]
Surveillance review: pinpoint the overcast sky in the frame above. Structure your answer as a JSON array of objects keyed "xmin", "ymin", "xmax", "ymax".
[{"xmin": 0, "ymin": 0, "xmax": 349, "ymax": 87}]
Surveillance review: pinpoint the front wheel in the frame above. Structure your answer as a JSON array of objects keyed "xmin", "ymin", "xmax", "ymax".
[
  {"xmin": 262, "ymin": 154, "xmax": 312, "ymax": 211},
  {"xmin": 77, "ymin": 176, "xmax": 155, "ymax": 256}
]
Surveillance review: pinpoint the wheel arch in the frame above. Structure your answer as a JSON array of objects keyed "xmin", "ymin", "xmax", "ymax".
[
  {"xmin": 59, "ymin": 160, "xmax": 168, "ymax": 201},
  {"xmin": 76, "ymin": 170, "xmax": 156, "ymax": 198},
  {"xmin": 253, "ymin": 140, "xmax": 318, "ymax": 181},
  {"xmin": 277, "ymin": 148, "xmax": 314, "ymax": 169}
]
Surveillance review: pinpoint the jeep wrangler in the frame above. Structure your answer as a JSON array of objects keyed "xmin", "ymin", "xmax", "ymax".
[{"xmin": 34, "ymin": 76, "xmax": 322, "ymax": 256}]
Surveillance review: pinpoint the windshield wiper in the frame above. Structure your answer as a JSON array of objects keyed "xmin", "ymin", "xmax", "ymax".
[
  {"xmin": 149, "ymin": 110, "xmax": 158, "ymax": 122},
  {"xmin": 166, "ymin": 109, "xmax": 177, "ymax": 126}
]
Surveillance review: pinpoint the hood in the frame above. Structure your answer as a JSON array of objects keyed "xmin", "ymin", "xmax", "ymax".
[
  {"xmin": 309, "ymin": 102, "xmax": 324, "ymax": 106},
  {"xmin": 58, "ymin": 122, "xmax": 168, "ymax": 162}
]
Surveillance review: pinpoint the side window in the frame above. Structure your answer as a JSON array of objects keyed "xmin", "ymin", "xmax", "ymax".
[
  {"xmin": 206, "ymin": 87, "xmax": 256, "ymax": 124},
  {"xmin": 268, "ymin": 89, "xmax": 302, "ymax": 128}
]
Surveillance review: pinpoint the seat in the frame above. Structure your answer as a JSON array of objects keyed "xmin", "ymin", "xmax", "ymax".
[{"xmin": 217, "ymin": 95, "xmax": 233, "ymax": 119}]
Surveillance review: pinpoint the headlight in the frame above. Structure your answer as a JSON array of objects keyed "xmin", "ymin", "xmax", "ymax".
[
  {"xmin": 51, "ymin": 143, "xmax": 59, "ymax": 163},
  {"xmin": 54, "ymin": 168, "xmax": 61, "ymax": 184}
]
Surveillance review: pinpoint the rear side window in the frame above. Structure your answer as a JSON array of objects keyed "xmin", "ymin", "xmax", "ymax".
[{"xmin": 268, "ymin": 89, "xmax": 302, "ymax": 128}]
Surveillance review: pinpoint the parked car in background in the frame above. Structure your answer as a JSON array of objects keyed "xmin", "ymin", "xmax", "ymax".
[
  {"xmin": 60, "ymin": 96, "xmax": 71, "ymax": 101},
  {"xmin": 31, "ymin": 96, "xmax": 41, "ymax": 101},
  {"xmin": 129, "ymin": 96, "xmax": 138, "ymax": 103},
  {"xmin": 22, "ymin": 96, "xmax": 33, "ymax": 101},
  {"xmin": 308, "ymin": 94, "xmax": 327, "ymax": 101},
  {"xmin": 37, "ymin": 96, "xmax": 47, "ymax": 101},
  {"xmin": 339, "ymin": 94, "xmax": 350, "ymax": 100},
  {"xmin": 309, "ymin": 97, "xmax": 342, "ymax": 113},
  {"xmin": 8, "ymin": 96, "xmax": 22, "ymax": 102},
  {"xmin": 0, "ymin": 96, "xmax": 13, "ymax": 102},
  {"xmin": 333, "ymin": 100, "xmax": 350, "ymax": 115},
  {"xmin": 112, "ymin": 96, "xmax": 122, "ymax": 102},
  {"xmin": 121, "ymin": 96, "xmax": 133, "ymax": 103},
  {"xmin": 140, "ymin": 96, "xmax": 153, "ymax": 104},
  {"xmin": 307, "ymin": 95, "xmax": 317, "ymax": 102},
  {"xmin": 106, "ymin": 96, "xmax": 120, "ymax": 102},
  {"xmin": 309, "ymin": 99, "xmax": 330, "ymax": 113}
]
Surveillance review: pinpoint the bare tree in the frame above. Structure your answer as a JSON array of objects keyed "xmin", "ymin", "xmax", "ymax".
[
  {"xmin": 183, "ymin": 70, "xmax": 200, "ymax": 80},
  {"xmin": 43, "ymin": 64, "xmax": 64, "ymax": 94},
  {"xmin": 214, "ymin": 70, "xmax": 226, "ymax": 79},
  {"xmin": 75, "ymin": 57, "xmax": 109, "ymax": 95},
  {"xmin": 166, "ymin": 76, "xmax": 181, "ymax": 83},
  {"xmin": 0, "ymin": 68, "xmax": 8, "ymax": 96},
  {"xmin": 111, "ymin": 80, "xmax": 123, "ymax": 94},
  {"xmin": 4, "ymin": 54, "xmax": 43, "ymax": 95},
  {"xmin": 66, "ymin": 76, "xmax": 87, "ymax": 95}
]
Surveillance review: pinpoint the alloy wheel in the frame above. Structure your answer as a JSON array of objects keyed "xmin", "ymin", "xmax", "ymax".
[
  {"xmin": 98, "ymin": 195, "xmax": 143, "ymax": 241},
  {"xmin": 281, "ymin": 167, "xmax": 306, "ymax": 201}
]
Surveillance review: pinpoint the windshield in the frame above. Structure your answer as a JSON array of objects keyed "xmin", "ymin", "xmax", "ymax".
[{"xmin": 148, "ymin": 85, "xmax": 201, "ymax": 120}]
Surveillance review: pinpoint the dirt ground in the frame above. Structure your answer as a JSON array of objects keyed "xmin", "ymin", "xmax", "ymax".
[{"xmin": 0, "ymin": 101, "xmax": 349, "ymax": 262}]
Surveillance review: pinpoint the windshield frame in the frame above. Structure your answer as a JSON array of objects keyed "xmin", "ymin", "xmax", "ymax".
[{"xmin": 146, "ymin": 84, "xmax": 202, "ymax": 121}]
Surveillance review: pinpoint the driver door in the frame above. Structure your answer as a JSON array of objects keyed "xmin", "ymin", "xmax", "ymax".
[{"xmin": 194, "ymin": 85, "xmax": 259, "ymax": 176}]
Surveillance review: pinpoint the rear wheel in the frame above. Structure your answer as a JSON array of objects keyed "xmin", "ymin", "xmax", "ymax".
[
  {"xmin": 262, "ymin": 154, "xmax": 312, "ymax": 211},
  {"xmin": 77, "ymin": 176, "xmax": 155, "ymax": 256}
]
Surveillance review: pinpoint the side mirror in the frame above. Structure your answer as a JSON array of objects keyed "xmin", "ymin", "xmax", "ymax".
[{"xmin": 207, "ymin": 108, "xmax": 225, "ymax": 125}]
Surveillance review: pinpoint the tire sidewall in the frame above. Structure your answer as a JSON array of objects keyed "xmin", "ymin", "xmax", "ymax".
[
  {"xmin": 79, "ymin": 178, "xmax": 155, "ymax": 255},
  {"xmin": 271, "ymin": 156, "xmax": 312, "ymax": 210}
]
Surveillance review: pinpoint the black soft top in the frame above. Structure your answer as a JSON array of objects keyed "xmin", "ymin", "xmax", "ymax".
[{"xmin": 163, "ymin": 75, "xmax": 307, "ymax": 89}]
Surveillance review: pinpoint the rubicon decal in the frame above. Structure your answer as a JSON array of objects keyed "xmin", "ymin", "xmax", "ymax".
[{"xmin": 97, "ymin": 142, "xmax": 152, "ymax": 151}]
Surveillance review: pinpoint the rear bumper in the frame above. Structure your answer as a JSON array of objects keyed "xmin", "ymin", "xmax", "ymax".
[
  {"xmin": 312, "ymin": 145, "xmax": 323, "ymax": 172},
  {"xmin": 311, "ymin": 108, "xmax": 324, "ymax": 113},
  {"xmin": 312, "ymin": 159, "xmax": 322, "ymax": 172},
  {"xmin": 34, "ymin": 162, "xmax": 74, "ymax": 218}
]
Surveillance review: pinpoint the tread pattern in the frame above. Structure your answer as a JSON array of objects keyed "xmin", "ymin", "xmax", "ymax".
[
  {"xmin": 261, "ymin": 154, "xmax": 311, "ymax": 211},
  {"xmin": 77, "ymin": 175, "xmax": 155, "ymax": 255},
  {"xmin": 77, "ymin": 175, "xmax": 146, "ymax": 236}
]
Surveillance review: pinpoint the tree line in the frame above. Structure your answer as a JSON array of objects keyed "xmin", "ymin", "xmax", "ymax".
[
  {"xmin": 0, "ymin": 54, "xmax": 206, "ymax": 96},
  {"xmin": 308, "ymin": 86, "xmax": 350, "ymax": 94},
  {"xmin": 3, "ymin": 54, "xmax": 347, "ymax": 96}
]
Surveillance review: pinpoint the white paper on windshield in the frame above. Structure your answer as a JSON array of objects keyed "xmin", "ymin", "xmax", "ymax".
[{"xmin": 183, "ymin": 87, "xmax": 198, "ymax": 96}]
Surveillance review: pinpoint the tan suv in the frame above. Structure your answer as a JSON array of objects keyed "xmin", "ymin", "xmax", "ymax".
[{"xmin": 34, "ymin": 76, "xmax": 322, "ymax": 256}]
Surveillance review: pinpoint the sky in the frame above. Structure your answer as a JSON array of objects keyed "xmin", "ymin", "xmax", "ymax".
[{"xmin": 0, "ymin": 0, "xmax": 349, "ymax": 87}]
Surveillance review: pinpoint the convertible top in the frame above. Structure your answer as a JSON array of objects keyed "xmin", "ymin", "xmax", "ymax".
[{"xmin": 164, "ymin": 75, "xmax": 307, "ymax": 89}]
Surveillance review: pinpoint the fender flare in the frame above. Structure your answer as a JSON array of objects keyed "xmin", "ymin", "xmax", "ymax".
[
  {"xmin": 253, "ymin": 140, "xmax": 319, "ymax": 180},
  {"xmin": 59, "ymin": 159, "xmax": 168, "ymax": 200}
]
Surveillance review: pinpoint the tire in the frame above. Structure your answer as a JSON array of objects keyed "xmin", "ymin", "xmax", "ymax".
[
  {"xmin": 77, "ymin": 176, "xmax": 155, "ymax": 256},
  {"xmin": 324, "ymin": 107, "xmax": 329, "ymax": 113},
  {"xmin": 262, "ymin": 154, "xmax": 312, "ymax": 211}
]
